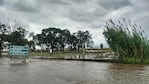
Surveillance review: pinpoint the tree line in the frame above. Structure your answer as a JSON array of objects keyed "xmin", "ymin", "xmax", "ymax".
[
  {"xmin": 0, "ymin": 22, "xmax": 93, "ymax": 56},
  {"xmin": 1, "ymin": 18, "xmax": 148, "ymax": 64},
  {"xmin": 33, "ymin": 27, "xmax": 93, "ymax": 52}
]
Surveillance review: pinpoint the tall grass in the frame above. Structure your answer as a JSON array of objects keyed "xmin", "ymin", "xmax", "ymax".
[{"xmin": 103, "ymin": 18, "xmax": 149, "ymax": 63}]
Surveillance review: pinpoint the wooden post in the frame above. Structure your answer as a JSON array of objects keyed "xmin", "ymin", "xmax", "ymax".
[
  {"xmin": 10, "ymin": 56, "xmax": 13, "ymax": 63},
  {"xmin": 0, "ymin": 39, "xmax": 2, "ymax": 57}
]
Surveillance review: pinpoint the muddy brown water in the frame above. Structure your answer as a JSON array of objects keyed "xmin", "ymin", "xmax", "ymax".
[{"xmin": 0, "ymin": 57, "xmax": 149, "ymax": 84}]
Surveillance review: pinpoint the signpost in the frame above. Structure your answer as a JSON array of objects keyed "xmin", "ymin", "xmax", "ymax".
[{"xmin": 9, "ymin": 45, "xmax": 29, "ymax": 63}]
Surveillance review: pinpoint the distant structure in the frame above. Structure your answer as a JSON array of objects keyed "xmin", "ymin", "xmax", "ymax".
[{"xmin": 100, "ymin": 43, "xmax": 103, "ymax": 49}]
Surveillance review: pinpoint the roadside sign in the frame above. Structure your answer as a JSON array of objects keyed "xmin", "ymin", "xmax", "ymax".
[{"xmin": 9, "ymin": 45, "xmax": 29, "ymax": 56}]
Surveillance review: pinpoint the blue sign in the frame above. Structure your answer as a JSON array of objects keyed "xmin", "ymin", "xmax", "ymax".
[{"xmin": 9, "ymin": 45, "xmax": 29, "ymax": 56}]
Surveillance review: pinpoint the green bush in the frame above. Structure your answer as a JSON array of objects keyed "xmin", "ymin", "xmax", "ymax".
[{"xmin": 103, "ymin": 18, "xmax": 149, "ymax": 63}]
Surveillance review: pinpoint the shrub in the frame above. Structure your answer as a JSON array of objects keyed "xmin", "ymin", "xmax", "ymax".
[{"xmin": 103, "ymin": 18, "xmax": 149, "ymax": 63}]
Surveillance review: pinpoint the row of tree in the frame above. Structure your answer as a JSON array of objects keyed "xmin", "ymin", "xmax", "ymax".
[
  {"xmin": 33, "ymin": 27, "xmax": 93, "ymax": 52},
  {"xmin": 0, "ymin": 22, "xmax": 93, "ymax": 56}
]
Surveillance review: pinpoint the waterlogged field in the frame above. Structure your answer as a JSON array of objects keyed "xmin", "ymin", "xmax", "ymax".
[{"xmin": 0, "ymin": 58, "xmax": 149, "ymax": 84}]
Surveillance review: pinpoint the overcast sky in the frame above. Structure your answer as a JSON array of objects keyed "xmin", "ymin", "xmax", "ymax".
[{"xmin": 0, "ymin": 0, "xmax": 149, "ymax": 47}]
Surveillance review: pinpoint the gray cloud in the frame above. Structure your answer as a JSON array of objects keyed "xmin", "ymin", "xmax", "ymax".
[
  {"xmin": 67, "ymin": 6, "xmax": 106, "ymax": 23},
  {"xmin": 0, "ymin": 0, "xmax": 148, "ymax": 47},
  {"xmin": 6, "ymin": 0, "xmax": 41, "ymax": 13},
  {"xmin": 13, "ymin": 2, "xmax": 39, "ymax": 12},
  {"xmin": 98, "ymin": 0, "xmax": 131, "ymax": 10},
  {"xmin": 0, "ymin": 0, "xmax": 4, "ymax": 6},
  {"xmin": 43, "ymin": 0, "xmax": 70, "ymax": 5}
]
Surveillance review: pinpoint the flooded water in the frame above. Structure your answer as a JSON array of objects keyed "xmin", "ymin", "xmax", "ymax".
[{"xmin": 0, "ymin": 57, "xmax": 149, "ymax": 84}]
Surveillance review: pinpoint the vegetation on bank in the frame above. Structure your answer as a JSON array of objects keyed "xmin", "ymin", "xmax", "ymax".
[
  {"xmin": 103, "ymin": 18, "xmax": 149, "ymax": 64},
  {"xmin": 0, "ymin": 22, "xmax": 93, "ymax": 57},
  {"xmin": 1, "ymin": 18, "xmax": 149, "ymax": 64}
]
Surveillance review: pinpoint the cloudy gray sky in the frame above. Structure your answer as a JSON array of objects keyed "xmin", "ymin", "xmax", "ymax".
[{"xmin": 0, "ymin": 0, "xmax": 149, "ymax": 47}]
